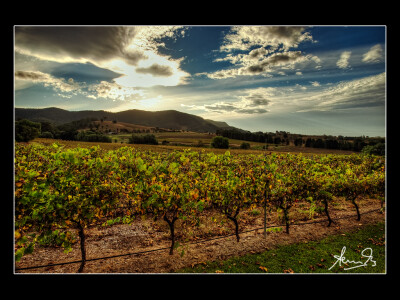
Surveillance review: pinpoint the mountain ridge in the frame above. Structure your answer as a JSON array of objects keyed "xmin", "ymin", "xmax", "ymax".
[{"xmin": 14, "ymin": 107, "xmax": 235, "ymax": 133}]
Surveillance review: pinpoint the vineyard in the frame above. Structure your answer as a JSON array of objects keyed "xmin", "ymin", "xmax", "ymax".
[{"xmin": 14, "ymin": 142, "xmax": 385, "ymax": 273}]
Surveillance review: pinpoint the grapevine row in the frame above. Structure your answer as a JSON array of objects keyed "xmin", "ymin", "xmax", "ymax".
[{"xmin": 14, "ymin": 143, "xmax": 385, "ymax": 272}]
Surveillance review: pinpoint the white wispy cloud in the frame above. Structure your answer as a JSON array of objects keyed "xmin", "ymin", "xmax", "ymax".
[
  {"xmin": 362, "ymin": 44, "xmax": 384, "ymax": 63},
  {"xmin": 181, "ymin": 87, "xmax": 276, "ymax": 115},
  {"xmin": 15, "ymin": 70, "xmax": 82, "ymax": 94},
  {"xmin": 336, "ymin": 51, "xmax": 352, "ymax": 69},
  {"xmin": 297, "ymin": 72, "xmax": 386, "ymax": 112},
  {"xmin": 182, "ymin": 73, "xmax": 385, "ymax": 117},
  {"xmin": 87, "ymin": 81, "xmax": 145, "ymax": 101},
  {"xmin": 15, "ymin": 70, "xmax": 147, "ymax": 102}
]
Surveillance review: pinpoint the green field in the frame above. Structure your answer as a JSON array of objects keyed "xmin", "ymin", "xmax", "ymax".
[
  {"xmin": 176, "ymin": 222, "xmax": 386, "ymax": 274},
  {"xmin": 105, "ymin": 131, "xmax": 268, "ymax": 148}
]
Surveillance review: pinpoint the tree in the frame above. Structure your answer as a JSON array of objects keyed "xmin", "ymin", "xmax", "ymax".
[
  {"xmin": 55, "ymin": 129, "xmax": 78, "ymax": 141},
  {"xmin": 129, "ymin": 134, "xmax": 158, "ymax": 145},
  {"xmin": 15, "ymin": 119, "xmax": 41, "ymax": 142},
  {"xmin": 362, "ymin": 143, "xmax": 385, "ymax": 156},
  {"xmin": 240, "ymin": 142, "xmax": 251, "ymax": 149},
  {"xmin": 76, "ymin": 131, "xmax": 112, "ymax": 143},
  {"xmin": 39, "ymin": 121, "xmax": 56, "ymax": 134},
  {"xmin": 39, "ymin": 131, "xmax": 54, "ymax": 139},
  {"xmin": 305, "ymin": 138, "xmax": 313, "ymax": 147},
  {"xmin": 294, "ymin": 138, "xmax": 303, "ymax": 147},
  {"xmin": 211, "ymin": 136, "xmax": 229, "ymax": 149}
]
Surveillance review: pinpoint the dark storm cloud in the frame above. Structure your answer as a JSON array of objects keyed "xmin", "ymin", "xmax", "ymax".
[
  {"xmin": 246, "ymin": 51, "xmax": 303, "ymax": 74},
  {"xmin": 204, "ymin": 103, "xmax": 237, "ymax": 112},
  {"xmin": 246, "ymin": 94, "xmax": 271, "ymax": 106},
  {"xmin": 236, "ymin": 108, "xmax": 268, "ymax": 114},
  {"xmin": 268, "ymin": 51, "xmax": 302, "ymax": 64},
  {"xmin": 247, "ymin": 64, "xmax": 265, "ymax": 73},
  {"xmin": 135, "ymin": 63, "xmax": 174, "ymax": 77},
  {"xmin": 249, "ymin": 47, "xmax": 267, "ymax": 59},
  {"xmin": 265, "ymin": 26, "xmax": 307, "ymax": 40},
  {"xmin": 15, "ymin": 26, "xmax": 146, "ymax": 66},
  {"xmin": 15, "ymin": 70, "xmax": 48, "ymax": 81},
  {"xmin": 204, "ymin": 102, "xmax": 268, "ymax": 114}
]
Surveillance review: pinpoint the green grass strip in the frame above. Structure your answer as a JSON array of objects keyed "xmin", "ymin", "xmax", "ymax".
[{"xmin": 175, "ymin": 222, "xmax": 386, "ymax": 274}]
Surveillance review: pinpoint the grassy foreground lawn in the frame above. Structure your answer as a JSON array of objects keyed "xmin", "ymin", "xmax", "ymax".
[{"xmin": 175, "ymin": 222, "xmax": 386, "ymax": 274}]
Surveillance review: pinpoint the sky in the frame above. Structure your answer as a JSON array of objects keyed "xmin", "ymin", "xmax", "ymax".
[{"xmin": 14, "ymin": 25, "xmax": 386, "ymax": 137}]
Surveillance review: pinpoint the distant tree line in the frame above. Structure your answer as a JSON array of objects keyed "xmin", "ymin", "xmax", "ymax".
[
  {"xmin": 304, "ymin": 137, "xmax": 364, "ymax": 152},
  {"xmin": 216, "ymin": 129, "xmax": 284, "ymax": 144},
  {"xmin": 15, "ymin": 119, "xmax": 41, "ymax": 142},
  {"xmin": 129, "ymin": 134, "xmax": 158, "ymax": 145},
  {"xmin": 15, "ymin": 118, "xmax": 111, "ymax": 143},
  {"xmin": 15, "ymin": 118, "xmax": 385, "ymax": 155},
  {"xmin": 76, "ymin": 131, "xmax": 112, "ymax": 143},
  {"xmin": 216, "ymin": 128, "xmax": 385, "ymax": 153}
]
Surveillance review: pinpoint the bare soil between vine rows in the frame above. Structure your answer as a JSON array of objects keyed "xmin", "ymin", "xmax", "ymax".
[{"xmin": 15, "ymin": 197, "xmax": 385, "ymax": 274}]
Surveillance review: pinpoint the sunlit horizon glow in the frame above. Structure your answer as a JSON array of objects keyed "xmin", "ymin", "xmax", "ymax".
[{"xmin": 14, "ymin": 25, "xmax": 386, "ymax": 137}]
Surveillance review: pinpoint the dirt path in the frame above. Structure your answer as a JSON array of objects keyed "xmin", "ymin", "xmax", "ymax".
[{"xmin": 15, "ymin": 198, "xmax": 385, "ymax": 274}]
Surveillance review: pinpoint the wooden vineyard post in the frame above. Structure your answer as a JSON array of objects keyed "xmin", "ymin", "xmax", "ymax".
[
  {"xmin": 77, "ymin": 222, "xmax": 86, "ymax": 273},
  {"xmin": 263, "ymin": 200, "xmax": 267, "ymax": 238},
  {"xmin": 263, "ymin": 184, "xmax": 270, "ymax": 238}
]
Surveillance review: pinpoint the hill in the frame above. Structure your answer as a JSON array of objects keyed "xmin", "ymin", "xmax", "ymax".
[{"xmin": 14, "ymin": 107, "xmax": 235, "ymax": 133}]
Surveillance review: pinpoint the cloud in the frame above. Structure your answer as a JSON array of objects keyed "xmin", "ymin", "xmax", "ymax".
[
  {"xmin": 15, "ymin": 26, "xmax": 188, "ymax": 66},
  {"xmin": 131, "ymin": 26, "xmax": 187, "ymax": 50},
  {"xmin": 336, "ymin": 51, "xmax": 352, "ymax": 69},
  {"xmin": 204, "ymin": 26, "xmax": 319, "ymax": 79},
  {"xmin": 236, "ymin": 108, "xmax": 269, "ymax": 114},
  {"xmin": 199, "ymin": 68, "xmax": 241, "ymax": 79},
  {"xmin": 245, "ymin": 51, "xmax": 304, "ymax": 74},
  {"xmin": 248, "ymin": 47, "xmax": 269, "ymax": 59},
  {"xmin": 15, "ymin": 26, "xmax": 143, "ymax": 65},
  {"xmin": 15, "ymin": 70, "xmax": 82, "ymax": 93},
  {"xmin": 15, "ymin": 70, "xmax": 48, "ymax": 81},
  {"xmin": 135, "ymin": 63, "xmax": 174, "ymax": 77},
  {"xmin": 238, "ymin": 88, "xmax": 274, "ymax": 106},
  {"xmin": 362, "ymin": 44, "xmax": 384, "ymax": 63},
  {"xmin": 204, "ymin": 51, "xmax": 320, "ymax": 79},
  {"xmin": 15, "ymin": 26, "xmax": 190, "ymax": 88},
  {"xmin": 15, "ymin": 70, "xmax": 146, "ymax": 101},
  {"xmin": 204, "ymin": 103, "xmax": 237, "ymax": 112},
  {"xmin": 220, "ymin": 26, "xmax": 313, "ymax": 52},
  {"xmin": 87, "ymin": 80, "xmax": 145, "ymax": 101},
  {"xmin": 203, "ymin": 102, "xmax": 269, "ymax": 114},
  {"xmin": 182, "ymin": 87, "xmax": 274, "ymax": 115},
  {"xmin": 298, "ymin": 72, "xmax": 385, "ymax": 112},
  {"xmin": 186, "ymin": 72, "xmax": 385, "ymax": 118}
]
